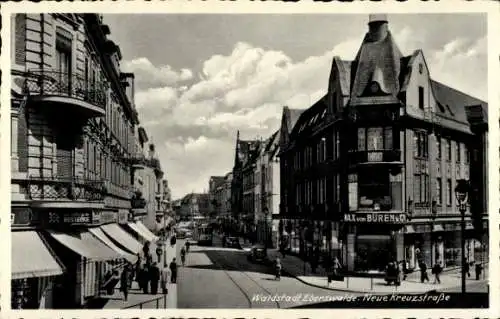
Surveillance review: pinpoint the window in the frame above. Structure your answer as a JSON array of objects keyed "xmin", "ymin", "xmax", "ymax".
[
  {"xmin": 436, "ymin": 135, "xmax": 442, "ymax": 159},
  {"xmin": 56, "ymin": 29, "xmax": 73, "ymax": 93},
  {"xmin": 418, "ymin": 63, "xmax": 423, "ymax": 74},
  {"xmin": 436, "ymin": 178, "xmax": 442, "ymax": 205},
  {"xmin": 414, "ymin": 131, "xmax": 428, "ymax": 158},
  {"xmin": 333, "ymin": 131, "xmax": 340, "ymax": 159},
  {"xmin": 446, "ymin": 179, "xmax": 452, "ymax": 206},
  {"xmin": 335, "ymin": 174, "xmax": 341, "ymax": 202},
  {"xmin": 348, "ymin": 174, "xmax": 358, "ymax": 211},
  {"xmin": 414, "ymin": 159, "xmax": 429, "ymax": 205},
  {"xmin": 465, "ymin": 145, "xmax": 470, "ymax": 164},
  {"xmin": 456, "ymin": 142, "xmax": 461, "ymax": 163},
  {"xmin": 358, "ymin": 169, "xmax": 391, "ymax": 210},
  {"xmin": 358, "ymin": 128, "xmax": 366, "ymax": 151},
  {"xmin": 358, "ymin": 127, "xmax": 393, "ymax": 151},
  {"xmin": 418, "ymin": 86, "xmax": 424, "ymax": 109},
  {"xmin": 445, "ymin": 139, "xmax": 452, "ymax": 161}
]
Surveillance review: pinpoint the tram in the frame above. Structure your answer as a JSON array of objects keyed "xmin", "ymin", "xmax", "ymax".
[{"xmin": 193, "ymin": 223, "xmax": 214, "ymax": 246}]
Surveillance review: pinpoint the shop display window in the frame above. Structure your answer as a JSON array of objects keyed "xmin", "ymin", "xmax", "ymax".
[{"xmin": 355, "ymin": 235, "xmax": 392, "ymax": 272}]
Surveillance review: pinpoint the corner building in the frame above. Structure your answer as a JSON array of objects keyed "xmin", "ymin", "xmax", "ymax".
[{"xmin": 279, "ymin": 15, "xmax": 488, "ymax": 273}]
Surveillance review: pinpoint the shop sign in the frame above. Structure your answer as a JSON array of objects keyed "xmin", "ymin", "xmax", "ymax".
[
  {"xmin": 93, "ymin": 211, "xmax": 117, "ymax": 224},
  {"xmin": 343, "ymin": 212, "xmax": 407, "ymax": 224},
  {"xmin": 11, "ymin": 208, "xmax": 32, "ymax": 226},
  {"xmin": 62, "ymin": 212, "xmax": 92, "ymax": 224}
]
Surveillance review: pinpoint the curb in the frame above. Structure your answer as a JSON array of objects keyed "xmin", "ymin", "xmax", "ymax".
[{"xmin": 281, "ymin": 268, "xmax": 487, "ymax": 294}]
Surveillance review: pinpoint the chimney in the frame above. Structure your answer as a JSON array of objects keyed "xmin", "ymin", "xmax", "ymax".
[
  {"xmin": 368, "ymin": 14, "xmax": 389, "ymax": 42},
  {"xmin": 149, "ymin": 143, "xmax": 155, "ymax": 159}
]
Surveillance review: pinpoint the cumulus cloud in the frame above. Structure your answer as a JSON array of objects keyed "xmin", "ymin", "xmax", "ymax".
[
  {"xmin": 132, "ymin": 27, "xmax": 486, "ymax": 198},
  {"xmin": 122, "ymin": 57, "xmax": 193, "ymax": 88}
]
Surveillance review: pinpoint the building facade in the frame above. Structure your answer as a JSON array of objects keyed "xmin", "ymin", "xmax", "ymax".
[
  {"xmin": 10, "ymin": 14, "xmax": 144, "ymax": 308},
  {"xmin": 208, "ymin": 176, "xmax": 225, "ymax": 218},
  {"xmin": 279, "ymin": 15, "xmax": 488, "ymax": 273},
  {"xmin": 255, "ymin": 131, "xmax": 281, "ymax": 248}
]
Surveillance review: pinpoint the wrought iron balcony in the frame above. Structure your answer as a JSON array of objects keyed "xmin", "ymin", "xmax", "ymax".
[
  {"xmin": 348, "ymin": 149, "xmax": 402, "ymax": 165},
  {"xmin": 24, "ymin": 69, "xmax": 107, "ymax": 116},
  {"xmin": 27, "ymin": 176, "xmax": 106, "ymax": 202}
]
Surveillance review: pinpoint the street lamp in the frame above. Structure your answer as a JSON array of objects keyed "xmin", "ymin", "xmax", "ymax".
[
  {"xmin": 455, "ymin": 179, "xmax": 470, "ymax": 295},
  {"xmin": 263, "ymin": 207, "xmax": 269, "ymax": 249}
]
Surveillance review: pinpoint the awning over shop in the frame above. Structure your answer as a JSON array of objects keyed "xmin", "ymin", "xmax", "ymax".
[
  {"xmin": 12, "ymin": 231, "xmax": 65, "ymax": 280},
  {"xmin": 432, "ymin": 224, "xmax": 444, "ymax": 232},
  {"xmin": 128, "ymin": 222, "xmax": 157, "ymax": 242},
  {"xmin": 136, "ymin": 221, "xmax": 159, "ymax": 241},
  {"xmin": 47, "ymin": 230, "xmax": 121, "ymax": 262},
  {"xmin": 101, "ymin": 223, "xmax": 143, "ymax": 254},
  {"xmin": 405, "ymin": 225, "xmax": 416, "ymax": 233},
  {"xmin": 88, "ymin": 227, "xmax": 138, "ymax": 264}
]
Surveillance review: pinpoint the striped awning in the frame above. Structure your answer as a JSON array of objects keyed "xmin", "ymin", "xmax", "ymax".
[
  {"xmin": 136, "ymin": 221, "xmax": 159, "ymax": 241},
  {"xmin": 47, "ymin": 230, "xmax": 121, "ymax": 262},
  {"xmin": 12, "ymin": 231, "xmax": 65, "ymax": 280},
  {"xmin": 88, "ymin": 227, "xmax": 138, "ymax": 264},
  {"xmin": 101, "ymin": 223, "xmax": 142, "ymax": 254}
]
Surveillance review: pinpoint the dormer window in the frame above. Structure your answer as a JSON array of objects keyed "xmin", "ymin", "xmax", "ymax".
[
  {"xmin": 369, "ymin": 82, "xmax": 380, "ymax": 94},
  {"xmin": 418, "ymin": 86, "xmax": 424, "ymax": 109},
  {"xmin": 418, "ymin": 63, "xmax": 423, "ymax": 74}
]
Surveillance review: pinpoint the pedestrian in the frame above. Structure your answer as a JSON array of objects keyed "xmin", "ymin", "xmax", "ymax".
[
  {"xmin": 475, "ymin": 263, "xmax": 483, "ymax": 280},
  {"xmin": 186, "ymin": 241, "xmax": 191, "ymax": 253},
  {"xmin": 143, "ymin": 241, "xmax": 151, "ymax": 258},
  {"xmin": 161, "ymin": 266, "xmax": 170, "ymax": 294},
  {"xmin": 401, "ymin": 260, "xmax": 407, "ymax": 280},
  {"xmin": 169, "ymin": 258, "xmax": 178, "ymax": 283},
  {"xmin": 120, "ymin": 265, "xmax": 130, "ymax": 301},
  {"xmin": 181, "ymin": 246, "xmax": 186, "ymax": 266},
  {"xmin": 170, "ymin": 235, "xmax": 177, "ymax": 247},
  {"xmin": 103, "ymin": 270, "xmax": 120, "ymax": 295},
  {"xmin": 156, "ymin": 245, "xmax": 163, "ymax": 264},
  {"xmin": 432, "ymin": 261, "xmax": 442, "ymax": 284},
  {"xmin": 464, "ymin": 260, "xmax": 471, "ymax": 278},
  {"xmin": 419, "ymin": 260, "xmax": 429, "ymax": 283},
  {"xmin": 141, "ymin": 264, "xmax": 150, "ymax": 294},
  {"xmin": 275, "ymin": 257, "xmax": 282, "ymax": 281},
  {"xmin": 149, "ymin": 262, "xmax": 160, "ymax": 295}
]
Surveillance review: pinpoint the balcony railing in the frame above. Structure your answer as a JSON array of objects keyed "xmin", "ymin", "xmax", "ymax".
[
  {"xmin": 348, "ymin": 150, "xmax": 402, "ymax": 164},
  {"xmin": 28, "ymin": 176, "xmax": 106, "ymax": 201},
  {"xmin": 25, "ymin": 70, "xmax": 107, "ymax": 111}
]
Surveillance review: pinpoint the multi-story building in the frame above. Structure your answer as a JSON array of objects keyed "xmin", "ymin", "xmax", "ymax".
[
  {"xmin": 10, "ymin": 14, "xmax": 151, "ymax": 308},
  {"xmin": 223, "ymin": 172, "xmax": 233, "ymax": 216},
  {"xmin": 255, "ymin": 131, "xmax": 281, "ymax": 248},
  {"xmin": 208, "ymin": 176, "xmax": 225, "ymax": 217},
  {"xmin": 279, "ymin": 14, "xmax": 488, "ymax": 273},
  {"xmin": 231, "ymin": 131, "xmax": 260, "ymax": 228},
  {"xmin": 241, "ymin": 140, "xmax": 262, "ymax": 238}
]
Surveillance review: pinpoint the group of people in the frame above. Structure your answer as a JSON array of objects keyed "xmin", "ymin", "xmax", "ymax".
[{"xmin": 102, "ymin": 235, "xmax": 184, "ymax": 302}]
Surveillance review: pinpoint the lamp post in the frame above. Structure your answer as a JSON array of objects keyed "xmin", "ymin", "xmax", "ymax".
[
  {"xmin": 263, "ymin": 207, "xmax": 269, "ymax": 249},
  {"xmin": 455, "ymin": 179, "xmax": 470, "ymax": 295},
  {"xmin": 162, "ymin": 200, "xmax": 169, "ymax": 268}
]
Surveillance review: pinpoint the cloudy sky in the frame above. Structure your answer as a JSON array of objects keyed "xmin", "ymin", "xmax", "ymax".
[{"xmin": 103, "ymin": 13, "xmax": 487, "ymax": 199}]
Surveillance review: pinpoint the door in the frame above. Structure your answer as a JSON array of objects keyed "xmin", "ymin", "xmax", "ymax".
[{"xmin": 56, "ymin": 134, "xmax": 74, "ymax": 180}]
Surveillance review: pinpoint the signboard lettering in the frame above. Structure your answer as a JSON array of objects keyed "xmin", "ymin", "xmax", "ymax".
[
  {"xmin": 368, "ymin": 152, "xmax": 383, "ymax": 162},
  {"xmin": 343, "ymin": 212, "xmax": 407, "ymax": 224},
  {"xmin": 63, "ymin": 212, "xmax": 91, "ymax": 224}
]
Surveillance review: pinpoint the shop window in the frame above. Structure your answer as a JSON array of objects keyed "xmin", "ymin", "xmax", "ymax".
[
  {"xmin": 456, "ymin": 142, "xmax": 461, "ymax": 163},
  {"xmin": 465, "ymin": 145, "xmax": 470, "ymax": 164},
  {"xmin": 367, "ymin": 127, "xmax": 383, "ymax": 151},
  {"xmin": 358, "ymin": 169, "xmax": 391, "ymax": 210},
  {"xmin": 355, "ymin": 235, "xmax": 392, "ymax": 272},
  {"xmin": 357, "ymin": 128, "xmax": 366, "ymax": 151},
  {"xmin": 384, "ymin": 127, "xmax": 393, "ymax": 149},
  {"xmin": 444, "ymin": 237, "xmax": 461, "ymax": 267}
]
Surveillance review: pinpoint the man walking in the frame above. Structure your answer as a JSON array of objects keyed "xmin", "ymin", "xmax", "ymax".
[
  {"xmin": 419, "ymin": 260, "xmax": 430, "ymax": 283},
  {"xmin": 161, "ymin": 266, "xmax": 170, "ymax": 294},
  {"xmin": 149, "ymin": 262, "xmax": 161, "ymax": 294},
  {"xmin": 169, "ymin": 258, "xmax": 178, "ymax": 283},
  {"xmin": 432, "ymin": 261, "xmax": 442, "ymax": 284},
  {"xmin": 120, "ymin": 265, "xmax": 130, "ymax": 301}
]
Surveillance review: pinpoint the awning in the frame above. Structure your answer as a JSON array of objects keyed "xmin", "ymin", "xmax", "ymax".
[
  {"xmin": 47, "ymin": 230, "xmax": 121, "ymax": 262},
  {"xmin": 101, "ymin": 223, "xmax": 143, "ymax": 254},
  {"xmin": 128, "ymin": 222, "xmax": 156, "ymax": 243},
  {"xmin": 88, "ymin": 227, "xmax": 138, "ymax": 264},
  {"xmin": 432, "ymin": 224, "xmax": 444, "ymax": 232},
  {"xmin": 405, "ymin": 225, "xmax": 416, "ymax": 233},
  {"xmin": 12, "ymin": 231, "xmax": 65, "ymax": 280},
  {"xmin": 136, "ymin": 221, "xmax": 159, "ymax": 241}
]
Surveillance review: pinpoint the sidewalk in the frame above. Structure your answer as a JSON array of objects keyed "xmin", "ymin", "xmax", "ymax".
[
  {"xmin": 92, "ymin": 236, "xmax": 178, "ymax": 309},
  {"xmin": 267, "ymin": 249, "xmax": 488, "ymax": 294}
]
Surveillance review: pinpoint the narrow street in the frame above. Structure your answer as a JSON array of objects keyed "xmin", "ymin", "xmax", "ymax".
[{"xmin": 177, "ymin": 235, "xmax": 361, "ymax": 308}]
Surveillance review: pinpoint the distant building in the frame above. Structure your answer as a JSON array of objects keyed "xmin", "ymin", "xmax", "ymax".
[{"xmin": 208, "ymin": 176, "xmax": 225, "ymax": 217}]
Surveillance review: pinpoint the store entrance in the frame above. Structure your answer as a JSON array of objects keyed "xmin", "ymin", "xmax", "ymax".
[{"xmin": 355, "ymin": 234, "xmax": 392, "ymax": 272}]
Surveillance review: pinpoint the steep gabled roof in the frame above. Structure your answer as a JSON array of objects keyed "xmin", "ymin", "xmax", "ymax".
[
  {"xmin": 209, "ymin": 176, "xmax": 225, "ymax": 189},
  {"xmin": 288, "ymin": 109, "xmax": 304, "ymax": 133},
  {"xmin": 431, "ymin": 80, "xmax": 488, "ymax": 125},
  {"xmin": 292, "ymin": 95, "xmax": 328, "ymax": 137},
  {"xmin": 331, "ymin": 57, "xmax": 352, "ymax": 96}
]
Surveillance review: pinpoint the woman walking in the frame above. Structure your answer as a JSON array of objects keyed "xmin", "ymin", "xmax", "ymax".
[{"xmin": 120, "ymin": 265, "xmax": 130, "ymax": 301}]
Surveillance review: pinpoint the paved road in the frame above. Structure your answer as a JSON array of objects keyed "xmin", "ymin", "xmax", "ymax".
[
  {"xmin": 437, "ymin": 280, "xmax": 488, "ymax": 293},
  {"xmin": 177, "ymin": 235, "xmax": 362, "ymax": 308}
]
